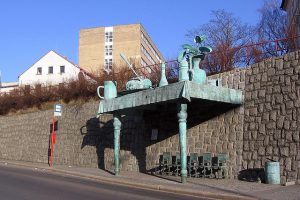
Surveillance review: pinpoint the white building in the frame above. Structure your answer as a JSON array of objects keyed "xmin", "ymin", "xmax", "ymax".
[
  {"xmin": 19, "ymin": 50, "xmax": 80, "ymax": 86},
  {"xmin": 0, "ymin": 82, "xmax": 18, "ymax": 93}
]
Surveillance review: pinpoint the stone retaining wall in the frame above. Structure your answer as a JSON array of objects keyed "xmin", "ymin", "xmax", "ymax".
[
  {"xmin": 243, "ymin": 52, "xmax": 300, "ymax": 183},
  {"xmin": 0, "ymin": 51, "xmax": 299, "ymax": 183}
]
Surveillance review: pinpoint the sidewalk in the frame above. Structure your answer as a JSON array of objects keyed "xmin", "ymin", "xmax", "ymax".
[{"xmin": 0, "ymin": 160, "xmax": 299, "ymax": 200}]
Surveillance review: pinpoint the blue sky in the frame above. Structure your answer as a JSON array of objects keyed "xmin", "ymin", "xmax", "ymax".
[{"xmin": 0, "ymin": 0, "xmax": 267, "ymax": 82}]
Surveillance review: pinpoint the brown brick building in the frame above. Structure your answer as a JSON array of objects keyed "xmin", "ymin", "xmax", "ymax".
[{"xmin": 79, "ymin": 23, "xmax": 164, "ymax": 74}]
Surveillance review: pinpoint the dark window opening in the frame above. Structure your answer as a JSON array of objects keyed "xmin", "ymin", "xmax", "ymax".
[
  {"xmin": 60, "ymin": 66, "xmax": 65, "ymax": 74},
  {"xmin": 37, "ymin": 67, "xmax": 42, "ymax": 75},
  {"xmin": 48, "ymin": 66, "xmax": 53, "ymax": 74}
]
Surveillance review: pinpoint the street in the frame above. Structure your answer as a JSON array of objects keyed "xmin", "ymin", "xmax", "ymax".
[{"xmin": 0, "ymin": 165, "xmax": 208, "ymax": 200}]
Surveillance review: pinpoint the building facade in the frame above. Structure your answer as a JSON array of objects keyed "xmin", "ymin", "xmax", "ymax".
[
  {"xmin": 281, "ymin": 0, "xmax": 300, "ymax": 42},
  {"xmin": 0, "ymin": 82, "xmax": 18, "ymax": 93},
  {"xmin": 19, "ymin": 50, "xmax": 80, "ymax": 86},
  {"xmin": 79, "ymin": 23, "xmax": 164, "ymax": 74}
]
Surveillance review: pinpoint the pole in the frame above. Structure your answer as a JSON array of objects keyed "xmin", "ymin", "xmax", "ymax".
[
  {"xmin": 49, "ymin": 116, "xmax": 56, "ymax": 166},
  {"xmin": 177, "ymin": 103, "xmax": 188, "ymax": 183},
  {"xmin": 113, "ymin": 113, "xmax": 121, "ymax": 176}
]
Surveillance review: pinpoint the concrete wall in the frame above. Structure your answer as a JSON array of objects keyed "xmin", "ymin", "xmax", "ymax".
[{"xmin": 1, "ymin": 51, "xmax": 300, "ymax": 183}]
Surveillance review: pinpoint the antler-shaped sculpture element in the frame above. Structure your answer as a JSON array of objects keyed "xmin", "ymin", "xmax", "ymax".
[{"xmin": 177, "ymin": 36, "xmax": 212, "ymax": 83}]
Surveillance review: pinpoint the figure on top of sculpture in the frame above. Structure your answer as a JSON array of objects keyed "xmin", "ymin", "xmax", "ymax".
[{"xmin": 177, "ymin": 36, "xmax": 212, "ymax": 84}]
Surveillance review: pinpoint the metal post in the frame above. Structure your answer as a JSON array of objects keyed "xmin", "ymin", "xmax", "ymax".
[
  {"xmin": 177, "ymin": 103, "xmax": 188, "ymax": 183},
  {"xmin": 113, "ymin": 113, "xmax": 121, "ymax": 176}
]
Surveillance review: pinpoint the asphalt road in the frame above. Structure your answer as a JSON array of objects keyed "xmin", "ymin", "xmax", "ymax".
[{"xmin": 0, "ymin": 165, "xmax": 208, "ymax": 200}]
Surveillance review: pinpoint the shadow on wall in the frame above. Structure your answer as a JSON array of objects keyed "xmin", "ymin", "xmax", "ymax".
[
  {"xmin": 238, "ymin": 168, "xmax": 265, "ymax": 183},
  {"xmin": 143, "ymin": 101, "xmax": 239, "ymax": 174},
  {"xmin": 80, "ymin": 100, "xmax": 240, "ymax": 175},
  {"xmin": 80, "ymin": 116, "xmax": 147, "ymax": 173}
]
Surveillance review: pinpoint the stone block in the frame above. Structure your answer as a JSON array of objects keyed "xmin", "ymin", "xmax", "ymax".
[
  {"xmin": 277, "ymin": 116, "xmax": 285, "ymax": 128},
  {"xmin": 254, "ymin": 160, "xmax": 262, "ymax": 168},
  {"xmin": 276, "ymin": 59, "xmax": 284, "ymax": 70},
  {"xmin": 266, "ymin": 121, "xmax": 276, "ymax": 129},
  {"xmin": 249, "ymin": 108, "xmax": 258, "ymax": 116},
  {"xmin": 267, "ymin": 68, "xmax": 276, "ymax": 76},
  {"xmin": 264, "ymin": 136, "xmax": 270, "ymax": 146},
  {"xmin": 288, "ymin": 52, "xmax": 296, "ymax": 60},
  {"xmin": 266, "ymin": 146, "xmax": 273, "ymax": 155},
  {"xmin": 242, "ymin": 151, "xmax": 248, "ymax": 160},
  {"xmin": 285, "ymin": 131, "xmax": 293, "ymax": 142},
  {"xmin": 285, "ymin": 76, "xmax": 291, "ymax": 85},
  {"xmin": 259, "ymin": 124, "xmax": 266, "ymax": 134},
  {"xmin": 271, "ymin": 148, "xmax": 279, "ymax": 159},
  {"xmin": 251, "ymin": 90, "xmax": 258, "ymax": 99},
  {"xmin": 285, "ymin": 158, "xmax": 292, "ymax": 171},
  {"xmin": 292, "ymin": 132, "xmax": 299, "ymax": 142},
  {"xmin": 273, "ymin": 85, "xmax": 281, "ymax": 93},
  {"xmin": 216, "ymin": 144, "xmax": 222, "ymax": 153},
  {"xmin": 297, "ymin": 161, "xmax": 300, "ymax": 168},
  {"xmin": 278, "ymin": 139, "xmax": 286, "ymax": 146},
  {"xmin": 290, "ymin": 121, "xmax": 298, "ymax": 130},
  {"xmin": 252, "ymin": 151, "xmax": 258, "ymax": 160},
  {"xmin": 281, "ymin": 176, "xmax": 287, "ymax": 185},
  {"xmin": 286, "ymin": 101, "xmax": 294, "ymax": 110},
  {"xmin": 269, "ymin": 111, "xmax": 277, "ymax": 121},
  {"xmin": 265, "ymin": 103, "xmax": 272, "ymax": 111},
  {"xmin": 249, "ymin": 123, "xmax": 256, "ymax": 130},
  {"xmin": 282, "ymin": 86, "xmax": 291, "ymax": 94},
  {"xmin": 287, "ymin": 171, "xmax": 297, "ymax": 182},
  {"xmin": 261, "ymin": 72, "xmax": 268, "ymax": 82},
  {"xmin": 248, "ymin": 161, "xmax": 254, "ymax": 169},
  {"xmin": 258, "ymin": 147, "xmax": 265, "ymax": 156},
  {"xmin": 290, "ymin": 143, "xmax": 297, "ymax": 156},
  {"xmin": 283, "ymin": 121, "xmax": 290, "ymax": 130},
  {"xmin": 249, "ymin": 141, "xmax": 255, "ymax": 151},
  {"xmin": 275, "ymin": 94, "xmax": 283, "ymax": 104},
  {"xmin": 280, "ymin": 147, "xmax": 289, "ymax": 157}
]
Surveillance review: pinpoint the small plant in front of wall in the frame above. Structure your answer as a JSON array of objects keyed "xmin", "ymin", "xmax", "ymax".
[{"xmin": 177, "ymin": 36, "xmax": 212, "ymax": 84}]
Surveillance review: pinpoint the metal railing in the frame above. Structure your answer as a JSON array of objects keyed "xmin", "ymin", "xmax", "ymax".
[{"xmin": 1, "ymin": 35, "xmax": 300, "ymax": 96}]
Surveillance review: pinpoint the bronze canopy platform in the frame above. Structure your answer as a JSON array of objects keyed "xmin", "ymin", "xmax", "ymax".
[{"xmin": 97, "ymin": 81, "xmax": 243, "ymax": 183}]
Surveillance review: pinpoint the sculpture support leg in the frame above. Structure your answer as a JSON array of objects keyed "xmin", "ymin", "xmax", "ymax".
[
  {"xmin": 113, "ymin": 113, "xmax": 121, "ymax": 176},
  {"xmin": 177, "ymin": 103, "xmax": 188, "ymax": 183}
]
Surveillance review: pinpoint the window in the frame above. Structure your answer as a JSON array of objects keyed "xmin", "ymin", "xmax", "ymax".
[
  {"xmin": 105, "ymin": 32, "xmax": 113, "ymax": 42},
  {"xmin": 105, "ymin": 45, "xmax": 113, "ymax": 56},
  {"xmin": 37, "ymin": 67, "xmax": 42, "ymax": 75},
  {"xmin": 104, "ymin": 59, "xmax": 112, "ymax": 72},
  {"xmin": 141, "ymin": 58, "xmax": 147, "ymax": 67},
  {"xmin": 48, "ymin": 66, "xmax": 53, "ymax": 74},
  {"xmin": 141, "ymin": 32, "xmax": 161, "ymax": 61},
  {"xmin": 141, "ymin": 45, "xmax": 155, "ymax": 64},
  {"xmin": 60, "ymin": 66, "xmax": 65, "ymax": 74}
]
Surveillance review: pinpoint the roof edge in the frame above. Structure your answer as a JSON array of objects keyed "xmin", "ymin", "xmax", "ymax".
[{"xmin": 18, "ymin": 50, "xmax": 78, "ymax": 78}]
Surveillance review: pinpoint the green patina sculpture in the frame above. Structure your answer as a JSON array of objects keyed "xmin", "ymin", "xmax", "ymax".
[
  {"xmin": 159, "ymin": 63, "xmax": 168, "ymax": 87},
  {"xmin": 177, "ymin": 103, "xmax": 188, "ymax": 183},
  {"xmin": 113, "ymin": 113, "xmax": 121, "ymax": 176},
  {"xmin": 177, "ymin": 36, "xmax": 212, "ymax": 84},
  {"xmin": 120, "ymin": 53, "xmax": 152, "ymax": 90},
  {"xmin": 95, "ymin": 36, "xmax": 244, "ymax": 184}
]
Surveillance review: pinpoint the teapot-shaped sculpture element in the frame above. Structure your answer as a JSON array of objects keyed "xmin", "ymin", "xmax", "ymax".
[{"xmin": 177, "ymin": 36, "xmax": 212, "ymax": 84}]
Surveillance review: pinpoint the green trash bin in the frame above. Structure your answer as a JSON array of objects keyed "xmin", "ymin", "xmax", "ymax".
[{"xmin": 265, "ymin": 161, "xmax": 280, "ymax": 184}]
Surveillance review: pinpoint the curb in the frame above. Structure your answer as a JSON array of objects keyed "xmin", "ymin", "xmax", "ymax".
[{"xmin": 1, "ymin": 160, "xmax": 257, "ymax": 200}]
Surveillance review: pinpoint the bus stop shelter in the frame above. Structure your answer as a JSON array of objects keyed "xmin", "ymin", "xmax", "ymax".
[{"xmin": 97, "ymin": 81, "xmax": 243, "ymax": 183}]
